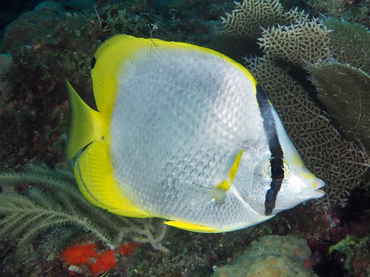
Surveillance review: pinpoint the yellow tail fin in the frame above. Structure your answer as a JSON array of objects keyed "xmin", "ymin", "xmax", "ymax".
[
  {"xmin": 66, "ymin": 81, "xmax": 102, "ymax": 160},
  {"xmin": 66, "ymin": 80, "xmax": 150, "ymax": 218}
]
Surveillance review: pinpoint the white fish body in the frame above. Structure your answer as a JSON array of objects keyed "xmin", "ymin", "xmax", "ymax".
[{"xmin": 67, "ymin": 35, "xmax": 325, "ymax": 232}]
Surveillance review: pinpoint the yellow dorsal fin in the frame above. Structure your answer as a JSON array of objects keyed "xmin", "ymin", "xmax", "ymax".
[
  {"xmin": 91, "ymin": 35, "xmax": 147, "ymax": 112},
  {"xmin": 91, "ymin": 35, "xmax": 257, "ymax": 113},
  {"xmin": 164, "ymin": 220, "xmax": 221, "ymax": 233}
]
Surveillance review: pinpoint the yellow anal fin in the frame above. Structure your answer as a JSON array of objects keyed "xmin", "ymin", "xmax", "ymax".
[
  {"xmin": 75, "ymin": 141, "xmax": 150, "ymax": 218},
  {"xmin": 164, "ymin": 220, "xmax": 220, "ymax": 233}
]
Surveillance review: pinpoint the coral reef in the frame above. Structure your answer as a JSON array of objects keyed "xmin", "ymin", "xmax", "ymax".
[
  {"xmin": 0, "ymin": 165, "xmax": 168, "ymax": 254},
  {"xmin": 0, "ymin": 0, "xmax": 233, "ymax": 170},
  {"xmin": 0, "ymin": 53, "xmax": 13, "ymax": 78},
  {"xmin": 213, "ymin": 235, "xmax": 317, "ymax": 277},
  {"xmin": 221, "ymin": 0, "xmax": 307, "ymax": 38},
  {"xmin": 328, "ymin": 234, "xmax": 370, "ymax": 276},
  {"xmin": 225, "ymin": 0, "xmax": 370, "ymax": 207},
  {"xmin": 2, "ymin": 9, "xmax": 65, "ymax": 52},
  {"xmin": 0, "ymin": 1, "xmax": 239, "ymax": 276},
  {"xmin": 0, "ymin": 0, "xmax": 369, "ymax": 276},
  {"xmin": 305, "ymin": 0, "xmax": 370, "ymax": 28}
]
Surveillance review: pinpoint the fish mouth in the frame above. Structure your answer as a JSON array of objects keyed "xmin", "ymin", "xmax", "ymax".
[{"xmin": 312, "ymin": 178, "xmax": 325, "ymax": 198}]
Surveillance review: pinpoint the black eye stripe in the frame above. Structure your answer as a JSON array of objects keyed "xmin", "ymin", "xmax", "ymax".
[
  {"xmin": 256, "ymin": 85, "xmax": 283, "ymax": 159},
  {"xmin": 256, "ymin": 84, "xmax": 284, "ymax": 216},
  {"xmin": 264, "ymin": 179, "xmax": 282, "ymax": 216},
  {"xmin": 271, "ymin": 157, "xmax": 284, "ymax": 180}
]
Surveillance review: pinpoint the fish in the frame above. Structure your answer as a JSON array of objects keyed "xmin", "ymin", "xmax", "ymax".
[{"xmin": 66, "ymin": 35, "xmax": 325, "ymax": 233}]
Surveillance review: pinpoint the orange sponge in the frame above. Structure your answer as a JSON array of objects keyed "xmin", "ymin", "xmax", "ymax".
[{"xmin": 61, "ymin": 242, "xmax": 138, "ymax": 275}]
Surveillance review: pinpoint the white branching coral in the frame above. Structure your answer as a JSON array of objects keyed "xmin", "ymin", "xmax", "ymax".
[
  {"xmin": 0, "ymin": 165, "xmax": 168, "ymax": 252},
  {"xmin": 221, "ymin": 0, "xmax": 307, "ymax": 37},
  {"xmin": 258, "ymin": 18, "xmax": 332, "ymax": 65}
]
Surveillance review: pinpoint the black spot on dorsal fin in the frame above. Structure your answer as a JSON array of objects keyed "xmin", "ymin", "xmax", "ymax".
[{"xmin": 91, "ymin": 56, "xmax": 97, "ymax": 69}]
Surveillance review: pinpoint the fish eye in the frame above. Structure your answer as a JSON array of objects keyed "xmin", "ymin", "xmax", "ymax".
[{"xmin": 263, "ymin": 158, "xmax": 290, "ymax": 179}]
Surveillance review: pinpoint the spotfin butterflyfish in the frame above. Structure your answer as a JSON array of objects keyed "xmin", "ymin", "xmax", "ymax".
[{"xmin": 66, "ymin": 35, "xmax": 325, "ymax": 233}]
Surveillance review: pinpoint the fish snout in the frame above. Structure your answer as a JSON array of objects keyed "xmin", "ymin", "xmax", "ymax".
[{"xmin": 311, "ymin": 178, "xmax": 325, "ymax": 198}]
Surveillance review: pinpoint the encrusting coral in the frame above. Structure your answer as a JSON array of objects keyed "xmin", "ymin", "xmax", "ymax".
[
  {"xmin": 223, "ymin": 0, "xmax": 370, "ymax": 207},
  {"xmin": 0, "ymin": 165, "xmax": 168, "ymax": 255},
  {"xmin": 213, "ymin": 235, "xmax": 318, "ymax": 277},
  {"xmin": 328, "ymin": 234, "xmax": 370, "ymax": 275}
]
